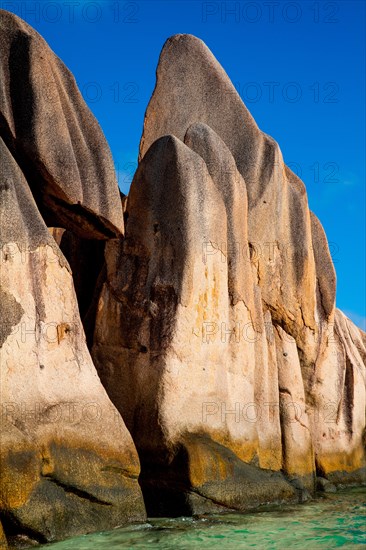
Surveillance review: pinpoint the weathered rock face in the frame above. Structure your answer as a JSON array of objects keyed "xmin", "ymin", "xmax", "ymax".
[
  {"xmin": 0, "ymin": 11, "xmax": 145, "ymax": 546},
  {"xmin": 1, "ymin": 9, "xmax": 365, "ymax": 541},
  {"xmin": 92, "ymin": 35, "xmax": 366, "ymax": 513},
  {"xmin": 92, "ymin": 131, "xmax": 297, "ymax": 513},
  {"xmin": 139, "ymin": 35, "xmax": 335, "ymax": 357},
  {"xmin": 309, "ymin": 309, "xmax": 366, "ymax": 483},
  {"xmin": 0, "ymin": 9, "xmax": 123, "ymax": 239}
]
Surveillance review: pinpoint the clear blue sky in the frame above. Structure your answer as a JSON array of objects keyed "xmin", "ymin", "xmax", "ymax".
[{"xmin": 4, "ymin": 0, "xmax": 365, "ymax": 329}]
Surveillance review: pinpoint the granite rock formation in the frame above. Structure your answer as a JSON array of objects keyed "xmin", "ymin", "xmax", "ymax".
[
  {"xmin": 0, "ymin": 10, "xmax": 145, "ymax": 547},
  {"xmin": 0, "ymin": 9, "xmax": 123, "ymax": 238},
  {"xmin": 0, "ymin": 11, "xmax": 365, "ymax": 546},
  {"xmin": 92, "ymin": 35, "xmax": 366, "ymax": 514}
]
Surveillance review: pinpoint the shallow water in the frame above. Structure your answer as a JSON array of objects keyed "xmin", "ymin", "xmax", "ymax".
[{"xmin": 41, "ymin": 487, "xmax": 366, "ymax": 549}]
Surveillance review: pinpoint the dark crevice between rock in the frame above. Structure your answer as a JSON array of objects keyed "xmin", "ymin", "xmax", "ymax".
[
  {"xmin": 83, "ymin": 264, "xmax": 108, "ymax": 349},
  {"xmin": 343, "ymin": 357, "xmax": 354, "ymax": 438},
  {"xmin": 56, "ymin": 231, "xmax": 106, "ymax": 345},
  {"xmin": 315, "ymin": 459, "xmax": 327, "ymax": 479},
  {"xmin": 0, "ymin": 510, "xmax": 47, "ymax": 546},
  {"xmin": 279, "ymin": 417, "xmax": 287, "ymax": 477},
  {"xmin": 138, "ymin": 444, "xmax": 194, "ymax": 517}
]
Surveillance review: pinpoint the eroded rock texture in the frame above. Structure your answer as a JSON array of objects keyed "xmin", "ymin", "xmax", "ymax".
[
  {"xmin": 0, "ymin": 10, "xmax": 145, "ymax": 546},
  {"xmin": 0, "ymin": 9, "xmax": 123, "ymax": 238},
  {"xmin": 1, "ymin": 9, "xmax": 365, "ymax": 542},
  {"xmin": 92, "ymin": 35, "xmax": 366, "ymax": 514}
]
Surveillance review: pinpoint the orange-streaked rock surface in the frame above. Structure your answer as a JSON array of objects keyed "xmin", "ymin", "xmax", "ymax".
[{"xmin": 92, "ymin": 35, "xmax": 365, "ymax": 513}]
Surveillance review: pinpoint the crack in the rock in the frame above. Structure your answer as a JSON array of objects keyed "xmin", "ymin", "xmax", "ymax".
[
  {"xmin": 101, "ymin": 465, "xmax": 139, "ymax": 479},
  {"xmin": 42, "ymin": 475, "xmax": 112, "ymax": 506}
]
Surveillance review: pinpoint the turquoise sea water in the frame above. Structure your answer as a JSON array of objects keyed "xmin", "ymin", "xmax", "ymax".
[{"xmin": 41, "ymin": 487, "xmax": 365, "ymax": 549}]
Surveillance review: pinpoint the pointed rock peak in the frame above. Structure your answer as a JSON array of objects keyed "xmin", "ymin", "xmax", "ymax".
[
  {"xmin": 130, "ymin": 133, "xmax": 212, "ymax": 216},
  {"xmin": 184, "ymin": 122, "xmax": 245, "ymax": 185},
  {"xmin": 139, "ymin": 34, "xmax": 262, "ymax": 184},
  {"xmin": 156, "ymin": 33, "xmax": 234, "ymax": 83}
]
